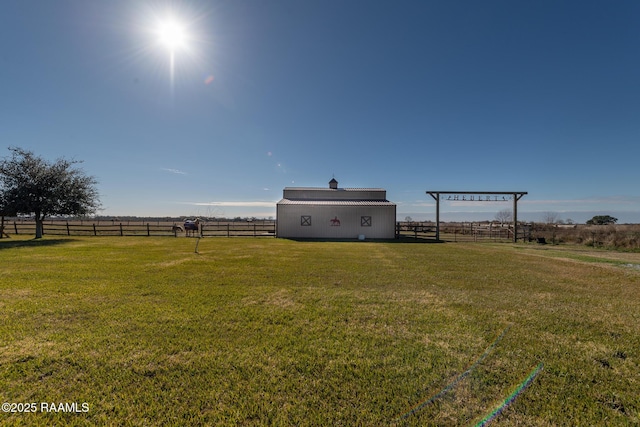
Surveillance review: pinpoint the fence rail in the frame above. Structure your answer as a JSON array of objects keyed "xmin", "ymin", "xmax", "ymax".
[
  {"xmin": 396, "ymin": 222, "xmax": 528, "ymax": 242},
  {"xmin": 1, "ymin": 220, "xmax": 524, "ymax": 241},
  {"xmin": 0, "ymin": 220, "xmax": 277, "ymax": 238},
  {"xmin": 8, "ymin": 220, "xmax": 635, "ymax": 248}
]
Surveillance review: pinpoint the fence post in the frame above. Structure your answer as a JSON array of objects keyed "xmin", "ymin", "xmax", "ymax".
[
  {"xmin": 93, "ymin": 223, "xmax": 97, "ymax": 236},
  {"xmin": 119, "ymin": 223, "xmax": 123, "ymax": 237},
  {"xmin": 14, "ymin": 221, "xmax": 18, "ymax": 234},
  {"xmin": 66, "ymin": 221, "xmax": 70, "ymax": 236},
  {"xmin": 147, "ymin": 223, "xmax": 150, "ymax": 237},
  {"xmin": 254, "ymin": 223, "xmax": 257, "ymax": 237},
  {"xmin": 227, "ymin": 224, "xmax": 230, "ymax": 238}
]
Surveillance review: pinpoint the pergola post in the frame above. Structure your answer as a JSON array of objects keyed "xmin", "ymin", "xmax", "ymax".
[
  {"xmin": 427, "ymin": 192, "xmax": 440, "ymax": 241},
  {"xmin": 513, "ymin": 193, "xmax": 518, "ymax": 243},
  {"xmin": 513, "ymin": 193, "xmax": 526, "ymax": 242}
]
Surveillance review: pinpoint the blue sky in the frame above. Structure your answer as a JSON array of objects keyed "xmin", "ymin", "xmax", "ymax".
[{"xmin": 2, "ymin": 1, "xmax": 639, "ymax": 223}]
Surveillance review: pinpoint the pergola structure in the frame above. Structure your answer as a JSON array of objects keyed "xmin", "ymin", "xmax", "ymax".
[{"xmin": 426, "ymin": 191, "xmax": 528, "ymax": 242}]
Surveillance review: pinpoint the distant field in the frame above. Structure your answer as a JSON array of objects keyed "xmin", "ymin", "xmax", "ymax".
[
  {"xmin": 1, "ymin": 237, "xmax": 638, "ymax": 425},
  {"xmin": 4, "ymin": 219, "xmax": 639, "ymax": 249}
]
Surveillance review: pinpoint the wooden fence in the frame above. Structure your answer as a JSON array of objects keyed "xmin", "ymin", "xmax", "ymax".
[
  {"xmin": 0, "ymin": 220, "xmax": 277, "ymax": 238},
  {"xmin": 3, "ymin": 219, "xmax": 532, "ymax": 242},
  {"xmin": 396, "ymin": 222, "xmax": 531, "ymax": 242}
]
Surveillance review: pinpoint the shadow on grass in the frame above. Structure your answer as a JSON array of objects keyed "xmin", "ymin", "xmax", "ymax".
[
  {"xmin": 0, "ymin": 238, "xmax": 78, "ymax": 250},
  {"xmin": 393, "ymin": 236, "xmax": 443, "ymax": 244},
  {"xmin": 284, "ymin": 236, "xmax": 443, "ymax": 244}
]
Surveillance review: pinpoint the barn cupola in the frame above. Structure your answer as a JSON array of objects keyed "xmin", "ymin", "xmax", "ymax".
[{"xmin": 329, "ymin": 178, "xmax": 338, "ymax": 189}]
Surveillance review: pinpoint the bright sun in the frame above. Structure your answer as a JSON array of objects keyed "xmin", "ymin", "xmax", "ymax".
[
  {"xmin": 157, "ymin": 18, "xmax": 187, "ymax": 51},
  {"xmin": 143, "ymin": 8, "xmax": 202, "ymax": 91}
]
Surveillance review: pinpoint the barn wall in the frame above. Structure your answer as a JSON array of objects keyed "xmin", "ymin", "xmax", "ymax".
[{"xmin": 276, "ymin": 204, "xmax": 396, "ymax": 239}]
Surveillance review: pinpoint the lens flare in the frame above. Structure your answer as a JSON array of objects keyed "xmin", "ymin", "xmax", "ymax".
[
  {"xmin": 475, "ymin": 363, "xmax": 544, "ymax": 426},
  {"xmin": 395, "ymin": 326, "xmax": 511, "ymax": 422}
]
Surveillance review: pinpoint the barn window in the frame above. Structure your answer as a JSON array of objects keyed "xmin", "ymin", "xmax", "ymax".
[
  {"xmin": 301, "ymin": 216, "xmax": 312, "ymax": 226},
  {"xmin": 361, "ymin": 216, "xmax": 372, "ymax": 226}
]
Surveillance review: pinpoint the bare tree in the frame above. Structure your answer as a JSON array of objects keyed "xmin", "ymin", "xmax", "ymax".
[
  {"xmin": 495, "ymin": 209, "xmax": 512, "ymax": 224},
  {"xmin": 542, "ymin": 212, "xmax": 560, "ymax": 224}
]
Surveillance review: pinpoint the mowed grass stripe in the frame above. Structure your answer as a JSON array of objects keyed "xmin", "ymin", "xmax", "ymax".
[{"xmin": 0, "ymin": 237, "xmax": 638, "ymax": 425}]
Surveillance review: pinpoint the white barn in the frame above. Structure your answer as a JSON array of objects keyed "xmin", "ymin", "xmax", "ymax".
[{"xmin": 276, "ymin": 179, "xmax": 397, "ymax": 239}]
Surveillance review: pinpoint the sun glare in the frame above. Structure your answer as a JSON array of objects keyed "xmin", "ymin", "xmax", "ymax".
[
  {"xmin": 157, "ymin": 18, "xmax": 187, "ymax": 51},
  {"xmin": 135, "ymin": 4, "xmax": 210, "ymax": 95}
]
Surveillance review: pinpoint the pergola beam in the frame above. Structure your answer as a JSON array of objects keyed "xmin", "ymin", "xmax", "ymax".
[{"xmin": 426, "ymin": 191, "xmax": 528, "ymax": 242}]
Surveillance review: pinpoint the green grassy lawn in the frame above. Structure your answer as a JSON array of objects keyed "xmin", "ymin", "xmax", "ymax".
[{"xmin": 1, "ymin": 236, "xmax": 638, "ymax": 426}]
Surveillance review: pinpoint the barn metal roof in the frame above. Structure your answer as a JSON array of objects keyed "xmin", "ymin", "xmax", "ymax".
[
  {"xmin": 283, "ymin": 187, "xmax": 386, "ymax": 192},
  {"xmin": 277, "ymin": 199, "xmax": 395, "ymax": 206}
]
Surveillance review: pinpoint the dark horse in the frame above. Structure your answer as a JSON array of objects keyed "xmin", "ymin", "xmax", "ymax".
[{"xmin": 183, "ymin": 218, "xmax": 200, "ymax": 237}]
